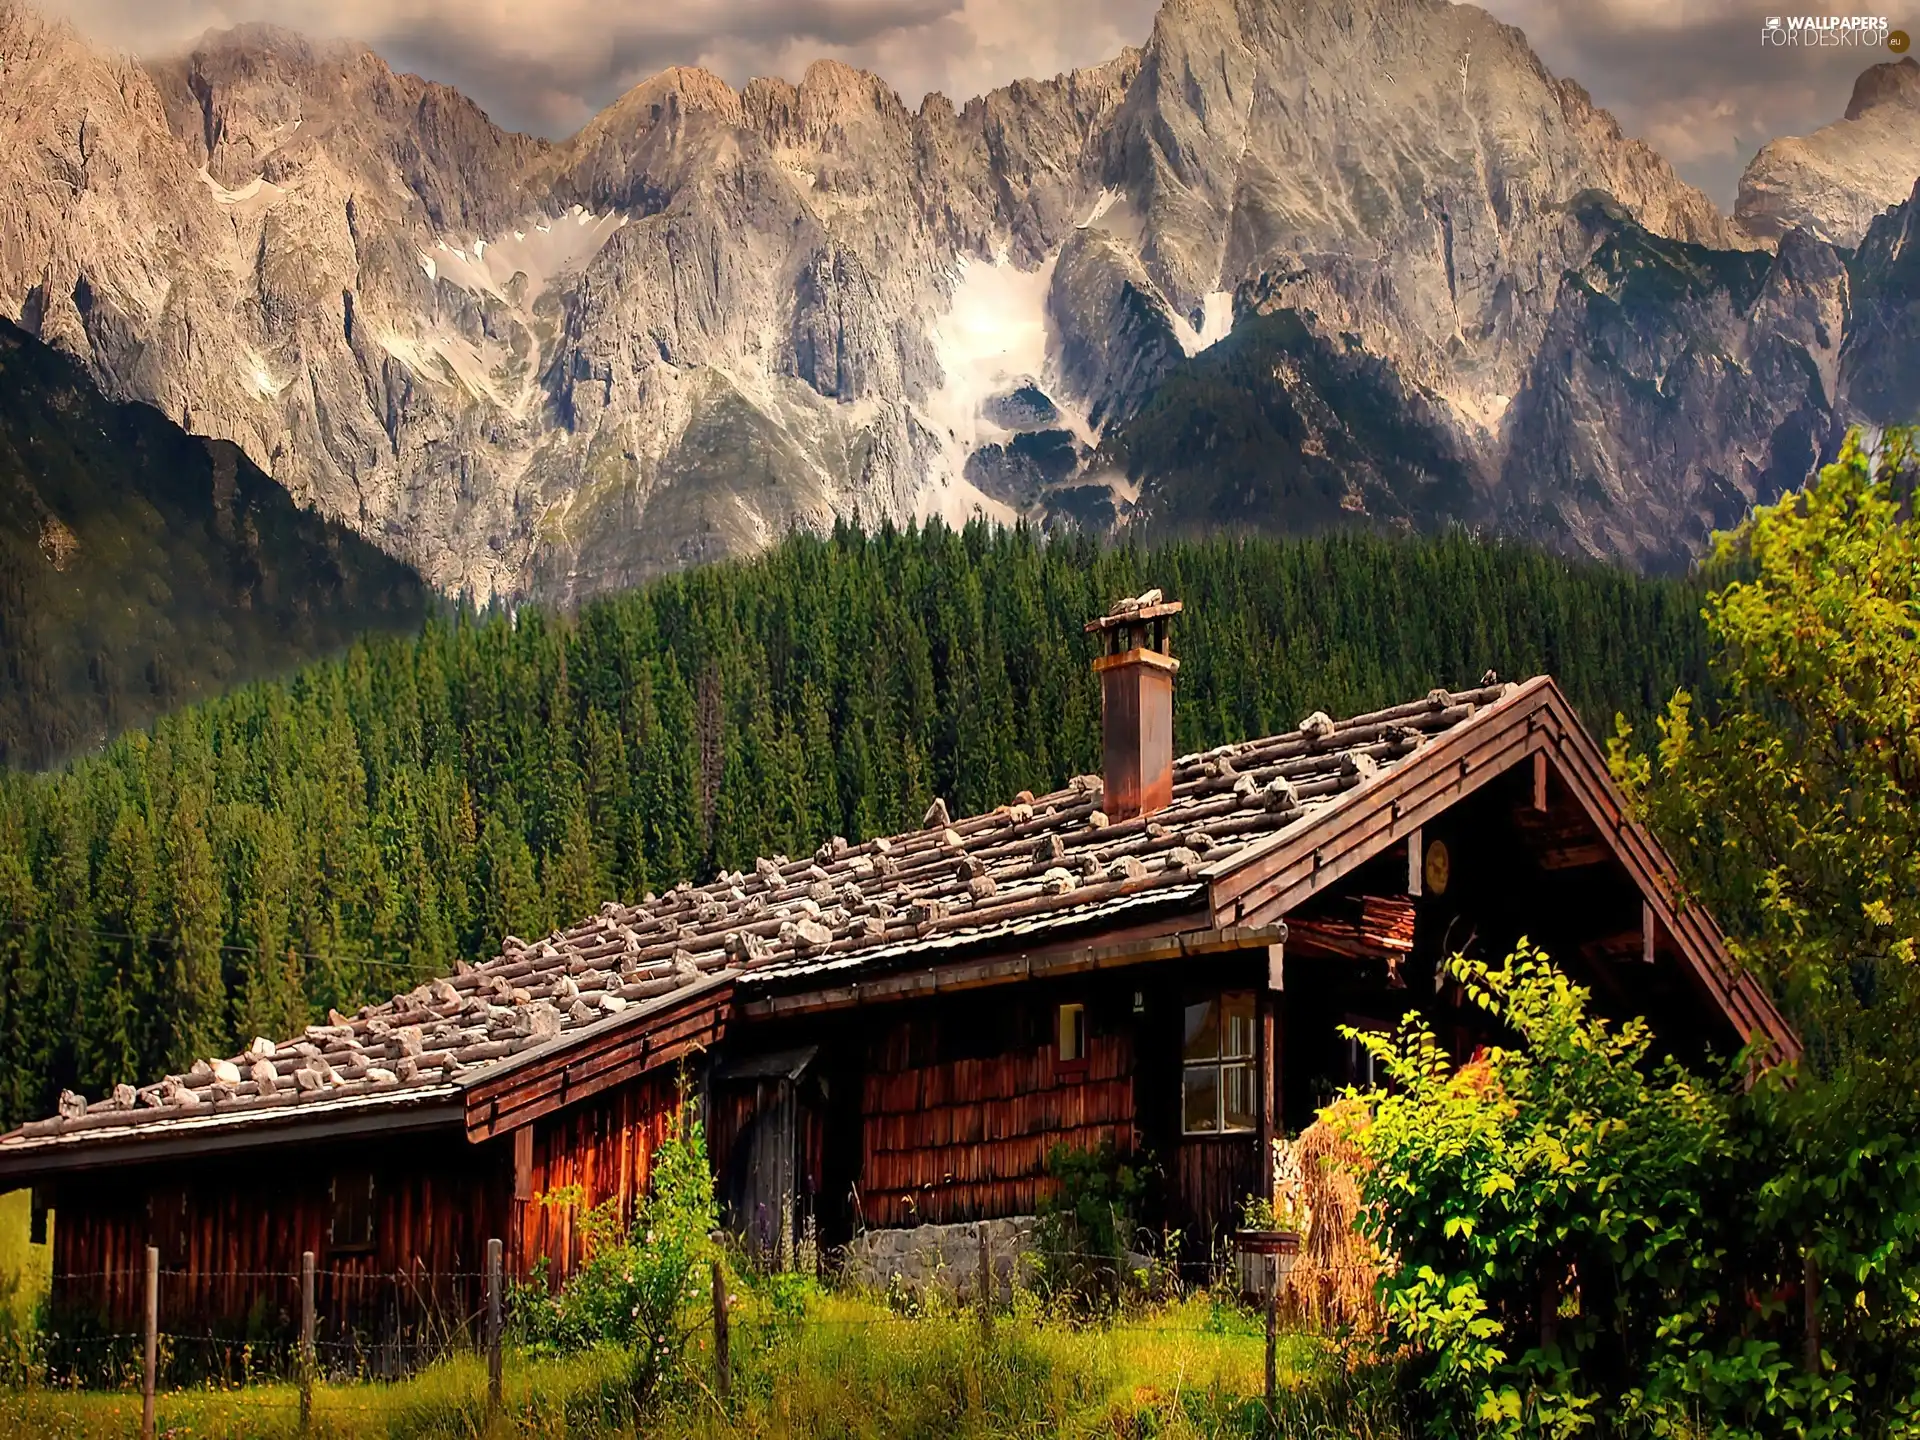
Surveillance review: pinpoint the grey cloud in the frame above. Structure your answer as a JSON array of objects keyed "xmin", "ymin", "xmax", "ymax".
[
  {"xmin": 1477, "ymin": 0, "xmax": 1900, "ymax": 204},
  {"xmin": 47, "ymin": 0, "xmax": 1158, "ymax": 135},
  {"xmin": 42, "ymin": 0, "xmax": 1900, "ymax": 206}
]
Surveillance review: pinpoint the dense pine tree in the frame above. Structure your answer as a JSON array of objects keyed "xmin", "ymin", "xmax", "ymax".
[{"xmin": 0, "ymin": 522, "xmax": 1712, "ymax": 1123}]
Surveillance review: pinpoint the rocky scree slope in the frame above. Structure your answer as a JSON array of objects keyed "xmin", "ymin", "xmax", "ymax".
[{"xmin": 0, "ymin": 0, "xmax": 1908, "ymax": 597}]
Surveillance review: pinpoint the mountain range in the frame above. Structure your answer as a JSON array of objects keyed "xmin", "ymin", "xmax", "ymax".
[{"xmin": 1, "ymin": 0, "xmax": 1916, "ymax": 603}]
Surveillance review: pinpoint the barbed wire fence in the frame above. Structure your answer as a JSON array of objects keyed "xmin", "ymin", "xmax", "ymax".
[{"xmin": 3, "ymin": 1237, "xmax": 1383, "ymax": 1438}]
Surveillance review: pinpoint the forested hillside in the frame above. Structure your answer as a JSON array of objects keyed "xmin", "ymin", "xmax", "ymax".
[
  {"xmin": 0, "ymin": 524, "xmax": 1709, "ymax": 1124},
  {"xmin": 0, "ymin": 320, "xmax": 430, "ymax": 769}
]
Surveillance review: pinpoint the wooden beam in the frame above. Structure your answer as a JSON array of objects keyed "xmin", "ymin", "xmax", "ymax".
[
  {"xmin": 1533, "ymin": 749, "xmax": 1549, "ymax": 812},
  {"xmin": 512, "ymin": 1127, "xmax": 533, "ymax": 1202},
  {"xmin": 1406, "ymin": 826, "xmax": 1423, "ymax": 897},
  {"xmin": 1643, "ymin": 899, "xmax": 1657, "ymax": 965},
  {"xmin": 1256, "ymin": 994, "xmax": 1277, "ymax": 1192},
  {"xmin": 1579, "ymin": 930, "xmax": 1649, "ymax": 967},
  {"xmin": 1265, "ymin": 944, "xmax": 1284, "ymax": 992},
  {"xmin": 1535, "ymin": 841, "xmax": 1612, "ymax": 870},
  {"xmin": 742, "ymin": 916, "xmax": 1280, "ymax": 1020}
]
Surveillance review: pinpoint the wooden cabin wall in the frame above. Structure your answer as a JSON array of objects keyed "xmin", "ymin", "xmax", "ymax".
[
  {"xmin": 1172, "ymin": 1137, "xmax": 1261, "ymax": 1246},
  {"xmin": 44, "ymin": 1130, "xmax": 508, "ymax": 1340},
  {"xmin": 710, "ymin": 1072, "xmax": 828, "ymax": 1265},
  {"xmin": 513, "ymin": 1068, "xmax": 683, "ymax": 1286},
  {"xmin": 857, "ymin": 991, "xmax": 1136, "ymax": 1228}
]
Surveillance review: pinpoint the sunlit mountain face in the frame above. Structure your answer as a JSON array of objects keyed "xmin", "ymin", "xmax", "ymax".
[{"xmin": 2, "ymin": 0, "xmax": 1915, "ymax": 605}]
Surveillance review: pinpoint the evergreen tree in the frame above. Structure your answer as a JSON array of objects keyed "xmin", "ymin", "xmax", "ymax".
[
  {"xmin": 161, "ymin": 796, "xmax": 226, "ymax": 1068},
  {"xmin": 0, "ymin": 523, "xmax": 1717, "ymax": 1121}
]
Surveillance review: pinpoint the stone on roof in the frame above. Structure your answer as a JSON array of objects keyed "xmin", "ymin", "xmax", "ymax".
[{"xmin": 3, "ymin": 680, "xmax": 1515, "ymax": 1149}]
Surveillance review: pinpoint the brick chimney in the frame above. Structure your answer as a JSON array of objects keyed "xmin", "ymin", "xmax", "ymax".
[{"xmin": 1086, "ymin": 589, "xmax": 1183, "ymax": 822}]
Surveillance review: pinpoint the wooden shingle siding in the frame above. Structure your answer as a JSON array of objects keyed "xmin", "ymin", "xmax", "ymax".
[{"xmin": 858, "ymin": 1018, "xmax": 1135, "ymax": 1227}]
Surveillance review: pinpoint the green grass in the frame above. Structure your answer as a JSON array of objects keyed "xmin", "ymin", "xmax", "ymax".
[
  {"xmin": 0, "ymin": 1287, "xmax": 1401, "ymax": 1439},
  {"xmin": 0, "ymin": 1193, "xmax": 50, "ymax": 1312},
  {"xmin": 0, "ymin": 1188, "xmax": 50, "ymax": 1377}
]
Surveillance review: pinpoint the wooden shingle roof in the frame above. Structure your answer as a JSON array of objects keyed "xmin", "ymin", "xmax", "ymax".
[{"xmin": 2, "ymin": 674, "xmax": 1787, "ymax": 1165}]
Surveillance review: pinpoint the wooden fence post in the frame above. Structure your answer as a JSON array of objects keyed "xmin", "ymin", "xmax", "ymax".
[
  {"xmin": 977, "ymin": 1227, "xmax": 993, "ymax": 1342},
  {"xmin": 1264, "ymin": 1269, "xmax": 1279, "ymax": 1426},
  {"xmin": 711, "ymin": 1258, "xmax": 731, "ymax": 1405},
  {"xmin": 300, "ymin": 1250, "xmax": 316, "ymax": 1433},
  {"xmin": 486, "ymin": 1237, "xmax": 503, "ymax": 1413},
  {"xmin": 141, "ymin": 1245, "xmax": 158, "ymax": 1440}
]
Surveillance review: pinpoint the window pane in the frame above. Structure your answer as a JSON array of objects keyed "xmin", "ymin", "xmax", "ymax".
[
  {"xmin": 1182, "ymin": 999, "xmax": 1220, "ymax": 1061},
  {"xmin": 1222, "ymin": 991, "xmax": 1256, "ymax": 1059},
  {"xmin": 1183, "ymin": 1065, "xmax": 1220, "ymax": 1132},
  {"xmin": 1348, "ymin": 1035, "xmax": 1379, "ymax": 1088},
  {"xmin": 1058, "ymin": 1003, "xmax": 1085, "ymax": 1063},
  {"xmin": 1222, "ymin": 1063, "xmax": 1256, "ymax": 1131}
]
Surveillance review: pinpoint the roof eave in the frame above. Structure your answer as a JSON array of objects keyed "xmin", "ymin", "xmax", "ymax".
[
  {"xmin": 1202, "ymin": 676, "xmax": 1800, "ymax": 1063},
  {"xmin": 0, "ymin": 1088, "xmax": 466, "ymax": 1182}
]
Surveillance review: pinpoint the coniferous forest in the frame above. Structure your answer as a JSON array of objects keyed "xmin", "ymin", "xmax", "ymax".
[{"xmin": 0, "ymin": 522, "xmax": 1710, "ymax": 1124}]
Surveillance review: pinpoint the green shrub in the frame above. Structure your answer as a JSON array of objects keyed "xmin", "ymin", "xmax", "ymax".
[
  {"xmin": 1344, "ymin": 944, "xmax": 1920, "ymax": 1439},
  {"xmin": 510, "ymin": 1102, "xmax": 718, "ymax": 1410},
  {"xmin": 1033, "ymin": 1141, "xmax": 1154, "ymax": 1313}
]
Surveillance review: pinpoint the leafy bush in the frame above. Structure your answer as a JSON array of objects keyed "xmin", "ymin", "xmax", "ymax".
[
  {"xmin": 510, "ymin": 1101, "xmax": 718, "ymax": 1408},
  {"xmin": 1612, "ymin": 428, "xmax": 1920, "ymax": 1085},
  {"xmin": 1343, "ymin": 945, "xmax": 1920, "ymax": 1439},
  {"xmin": 1033, "ymin": 1141, "xmax": 1154, "ymax": 1313}
]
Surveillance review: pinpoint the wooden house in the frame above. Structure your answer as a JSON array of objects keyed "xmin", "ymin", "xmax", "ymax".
[{"xmin": 0, "ymin": 592, "xmax": 1795, "ymax": 1342}]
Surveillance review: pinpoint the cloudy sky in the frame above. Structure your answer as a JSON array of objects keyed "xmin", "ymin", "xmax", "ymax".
[{"xmin": 42, "ymin": 0, "xmax": 1897, "ymax": 206}]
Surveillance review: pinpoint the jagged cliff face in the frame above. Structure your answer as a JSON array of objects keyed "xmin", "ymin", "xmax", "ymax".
[
  {"xmin": 1737, "ymin": 58, "xmax": 1920, "ymax": 248},
  {"xmin": 0, "ymin": 3, "xmax": 1140, "ymax": 602},
  {"xmin": 0, "ymin": 0, "xmax": 1912, "ymax": 599},
  {"xmin": 1496, "ymin": 202, "xmax": 1847, "ymax": 569},
  {"xmin": 1838, "ymin": 178, "xmax": 1920, "ymax": 428}
]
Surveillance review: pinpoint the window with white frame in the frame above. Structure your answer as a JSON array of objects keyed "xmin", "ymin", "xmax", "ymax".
[{"xmin": 1182, "ymin": 991, "xmax": 1257, "ymax": 1133}]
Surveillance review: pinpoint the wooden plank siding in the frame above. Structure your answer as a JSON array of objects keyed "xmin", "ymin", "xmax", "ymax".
[
  {"xmin": 512, "ymin": 1069, "xmax": 684, "ymax": 1286},
  {"xmin": 45, "ymin": 1131, "xmax": 507, "ymax": 1345},
  {"xmin": 1174, "ymin": 1136, "xmax": 1261, "ymax": 1245}
]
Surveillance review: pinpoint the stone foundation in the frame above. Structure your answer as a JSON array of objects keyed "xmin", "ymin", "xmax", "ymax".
[{"xmin": 839, "ymin": 1216, "xmax": 1038, "ymax": 1302}]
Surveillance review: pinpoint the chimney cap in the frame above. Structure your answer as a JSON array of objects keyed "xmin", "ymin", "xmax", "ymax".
[{"xmin": 1085, "ymin": 590, "xmax": 1184, "ymax": 634}]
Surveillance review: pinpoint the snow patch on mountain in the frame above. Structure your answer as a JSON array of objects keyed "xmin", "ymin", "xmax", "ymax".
[
  {"xmin": 429, "ymin": 208, "xmax": 630, "ymax": 306},
  {"xmin": 1172, "ymin": 291, "xmax": 1234, "ymax": 356},
  {"xmin": 195, "ymin": 167, "xmax": 285, "ymax": 211},
  {"xmin": 921, "ymin": 252, "xmax": 1053, "ymax": 457}
]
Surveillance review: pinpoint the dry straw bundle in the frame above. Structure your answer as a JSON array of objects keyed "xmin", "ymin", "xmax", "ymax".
[{"xmin": 1272, "ymin": 1098, "xmax": 1384, "ymax": 1331}]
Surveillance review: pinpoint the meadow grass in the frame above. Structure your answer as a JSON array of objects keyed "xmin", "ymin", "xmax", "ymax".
[
  {"xmin": 0, "ymin": 1283, "xmax": 1401, "ymax": 1440},
  {"xmin": 0, "ymin": 1192, "xmax": 51, "ymax": 1319}
]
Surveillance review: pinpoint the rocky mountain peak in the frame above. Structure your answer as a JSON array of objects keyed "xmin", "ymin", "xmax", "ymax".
[
  {"xmin": 151, "ymin": 22, "xmax": 544, "ymax": 231},
  {"xmin": 3, "ymin": 0, "xmax": 1912, "ymax": 606},
  {"xmin": 1737, "ymin": 56, "xmax": 1920, "ymax": 247},
  {"xmin": 596, "ymin": 66, "xmax": 746, "ymax": 132},
  {"xmin": 1844, "ymin": 55, "xmax": 1920, "ymax": 120}
]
